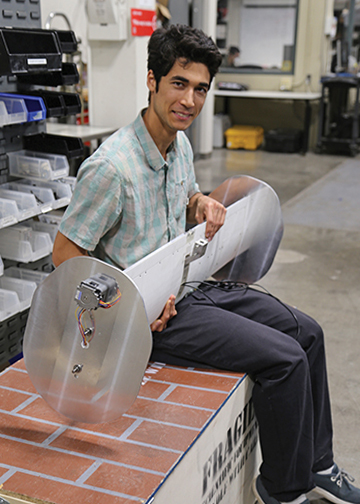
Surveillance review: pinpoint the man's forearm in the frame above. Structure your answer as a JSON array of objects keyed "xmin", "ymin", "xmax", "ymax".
[{"xmin": 186, "ymin": 192, "xmax": 203, "ymax": 223}]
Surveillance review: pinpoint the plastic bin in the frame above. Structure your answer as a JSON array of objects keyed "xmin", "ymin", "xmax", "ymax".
[
  {"xmin": 39, "ymin": 212, "xmax": 64, "ymax": 226},
  {"xmin": 23, "ymin": 133, "xmax": 84, "ymax": 159},
  {"xmin": 0, "ymin": 197, "xmax": 18, "ymax": 228},
  {"xmin": 0, "ymin": 276, "xmax": 37, "ymax": 312},
  {"xmin": 23, "ymin": 219, "xmax": 59, "ymax": 243},
  {"xmin": 2, "ymin": 182, "xmax": 55, "ymax": 213},
  {"xmin": 16, "ymin": 179, "xmax": 73, "ymax": 209},
  {"xmin": 55, "ymin": 30, "xmax": 78, "ymax": 54},
  {"xmin": 0, "ymin": 95, "xmax": 27, "ymax": 125},
  {"xmin": 0, "ymin": 288, "xmax": 20, "ymax": 321},
  {"xmin": 17, "ymin": 62, "xmax": 79, "ymax": 87},
  {"xmin": 264, "ymin": 128, "xmax": 303, "ymax": 153},
  {"xmin": 0, "ymin": 153, "xmax": 7, "ymax": 174},
  {"xmin": 0, "ymin": 308, "xmax": 29, "ymax": 368},
  {"xmin": 61, "ymin": 92, "xmax": 82, "ymax": 115},
  {"xmin": 29, "ymin": 91, "xmax": 65, "ymax": 118},
  {"xmin": 0, "ymin": 188, "xmax": 39, "ymax": 221},
  {"xmin": 7, "ymin": 150, "xmax": 69, "ymax": 181},
  {"xmin": 0, "ymin": 225, "xmax": 53, "ymax": 262},
  {"xmin": 4, "ymin": 266, "xmax": 49, "ymax": 286},
  {"xmin": 0, "ymin": 102, "xmax": 7, "ymax": 127},
  {"xmin": 0, "ymin": 27, "xmax": 62, "ymax": 75},
  {"xmin": 225, "ymin": 125, "xmax": 264, "ymax": 150},
  {"xmin": 28, "ymin": 91, "xmax": 81, "ymax": 118},
  {"xmin": 0, "ymin": 93, "xmax": 46, "ymax": 122}
]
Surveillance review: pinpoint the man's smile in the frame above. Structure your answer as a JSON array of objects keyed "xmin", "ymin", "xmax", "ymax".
[{"xmin": 173, "ymin": 110, "xmax": 193, "ymax": 120}]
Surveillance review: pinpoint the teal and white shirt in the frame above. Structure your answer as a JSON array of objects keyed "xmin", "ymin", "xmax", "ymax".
[{"xmin": 59, "ymin": 110, "xmax": 200, "ymax": 269}]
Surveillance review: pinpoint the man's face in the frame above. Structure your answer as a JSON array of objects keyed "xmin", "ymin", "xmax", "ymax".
[{"xmin": 147, "ymin": 58, "xmax": 211, "ymax": 135}]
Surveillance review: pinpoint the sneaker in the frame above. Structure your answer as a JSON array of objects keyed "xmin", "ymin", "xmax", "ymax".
[
  {"xmin": 253, "ymin": 475, "xmax": 310, "ymax": 504},
  {"xmin": 312, "ymin": 464, "xmax": 360, "ymax": 504}
]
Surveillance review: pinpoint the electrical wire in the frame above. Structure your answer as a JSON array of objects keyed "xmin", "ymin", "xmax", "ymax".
[
  {"xmin": 181, "ymin": 280, "xmax": 300, "ymax": 339},
  {"xmin": 98, "ymin": 288, "xmax": 122, "ymax": 308},
  {"xmin": 75, "ymin": 306, "xmax": 96, "ymax": 348},
  {"xmin": 75, "ymin": 288, "xmax": 122, "ymax": 347}
]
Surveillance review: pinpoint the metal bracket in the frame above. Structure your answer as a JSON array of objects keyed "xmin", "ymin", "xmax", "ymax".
[
  {"xmin": 184, "ymin": 238, "xmax": 208, "ymax": 266},
  {"xmin": 177, "ymin": 238, "xmax": 208, "ymax": 299}
]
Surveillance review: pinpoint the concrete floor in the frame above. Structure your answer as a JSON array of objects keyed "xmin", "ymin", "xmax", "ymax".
[{"xmin": 194, "ymin": 149, "xmax": 360, "ymax": 484}]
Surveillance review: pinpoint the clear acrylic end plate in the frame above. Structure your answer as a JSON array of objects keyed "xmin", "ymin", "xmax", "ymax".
[{"xmin": 23, "ymin": 257, "xmax": 152, "ymax": 424}]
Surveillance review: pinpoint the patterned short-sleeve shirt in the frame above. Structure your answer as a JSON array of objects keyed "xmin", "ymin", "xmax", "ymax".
[{"xmin": 59, "ymin": 110, "xmax": 200, "ymax": 269}]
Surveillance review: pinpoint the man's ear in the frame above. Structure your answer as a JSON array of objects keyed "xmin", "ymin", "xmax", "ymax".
[{"xmin": 147, "ymin": 70, "xmax": 156, "ymax": 93}]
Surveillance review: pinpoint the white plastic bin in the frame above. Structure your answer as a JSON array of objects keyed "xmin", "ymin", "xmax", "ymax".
[
  {"xmin": 0, "ymin": 188, "xmax": 39, "ymax": 221},
  {"xmin": 3, "ymin": 266, "xmax": 49, "ymax": 286},
  {"xmin": 7, "ymin": 150, "xmax": 69, "ymax": 181},
  {"xmin": 15, "ymin": 178, "xmax": 72, "ymax": 209},
  {"xmin": 0, "ymin": 95, "xmax": 27, "ymax": 125},
  {"xmin": 0, "ymin": 276, "xmax": 37, "ymax": 312},
  {"xmin": 2, "ymin": 182, "xmax": 55, "ymax": 213},
  {"xmin": 0, "ymin": 197, "xmax": 18, "ymax": 228},
  {"xmin": 0, "ymin": 101, "xmax": 9, "ymax": 126},
  {"xmin": 0, "ymin": 225, "xmax": 53, "ymax": 262},
  {"xmin": 0, "ymin": 288, "xmax": 20, "ymax": 321},
  {"xmin": 39, "ymin": 211, "xmax": 63, "ymax": 226},
  {"xmin": 23, "ymin": 219, "xmax": 58, "ymax": 243}
]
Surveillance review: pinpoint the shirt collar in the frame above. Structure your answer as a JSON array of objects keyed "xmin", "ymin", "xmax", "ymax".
[{"xmin": 134, "ymin": 109, "xmax": 178, "ymax": 172}]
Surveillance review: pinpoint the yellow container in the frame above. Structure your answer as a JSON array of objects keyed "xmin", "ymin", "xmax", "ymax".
[{"xmin": 225, "ymin": 125, "xmax": 264, "ymax": 150}]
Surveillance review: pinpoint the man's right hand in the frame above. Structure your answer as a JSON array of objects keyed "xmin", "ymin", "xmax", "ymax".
[{"xmin": 150, "ymin": 295, "xmax": 177, "ymax": 332}]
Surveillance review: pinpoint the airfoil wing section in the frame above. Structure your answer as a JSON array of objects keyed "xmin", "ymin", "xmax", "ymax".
[{"xmin": 125, "ymin": 175, "xmax": 283, "ymax": 323}]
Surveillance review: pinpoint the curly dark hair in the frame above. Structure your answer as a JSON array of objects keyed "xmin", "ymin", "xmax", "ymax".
[{"xmin": 148, "ymin": 24, "xmax": 222, "ymax": 91}]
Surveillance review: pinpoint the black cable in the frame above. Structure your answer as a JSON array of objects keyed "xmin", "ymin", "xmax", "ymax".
[
  {"xmin": 180, "ymin": 279, "xmax": 301, "ymax": 339},
  {"xmin": 250, "ymin": 283, "xmax": 301, "ymax": 339}
]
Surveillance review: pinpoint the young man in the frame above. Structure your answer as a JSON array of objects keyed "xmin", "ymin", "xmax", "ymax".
[{"xmin": 52, "ymin": 24, "xmax": 360, "ymax": 504}]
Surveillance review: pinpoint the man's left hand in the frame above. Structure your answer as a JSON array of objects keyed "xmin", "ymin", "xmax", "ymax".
[{"xmin": 190, "ymin": 194, "xmax": 227, "ymax": 241}]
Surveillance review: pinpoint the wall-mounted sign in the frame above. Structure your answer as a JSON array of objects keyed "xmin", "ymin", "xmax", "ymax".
[{"xmin": 131, "ymin": 8, "xmax": 156, "ymax": 37}]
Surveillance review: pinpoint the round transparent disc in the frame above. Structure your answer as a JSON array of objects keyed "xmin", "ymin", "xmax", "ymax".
[{"xmin": 24, "ymin": 257, "xmax": 152, "ymax": 424}]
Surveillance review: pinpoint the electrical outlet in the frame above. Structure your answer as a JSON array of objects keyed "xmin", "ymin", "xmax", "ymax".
[{"xmin": 279, "ymin": 77, "xmax": 293, "ymax": 91}]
